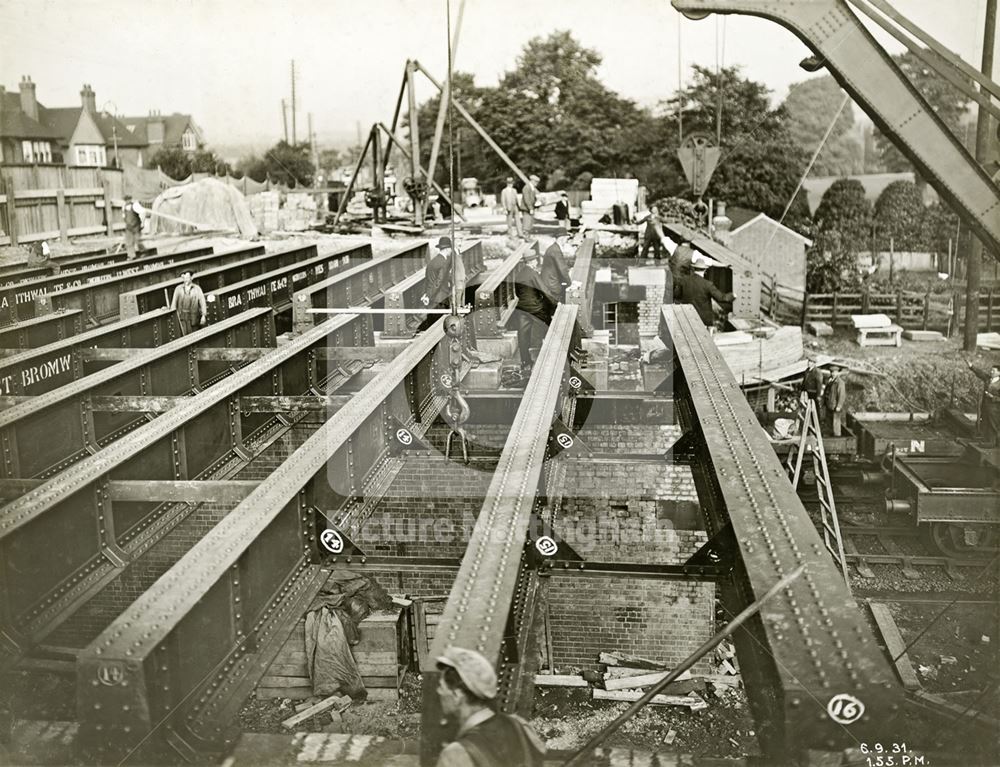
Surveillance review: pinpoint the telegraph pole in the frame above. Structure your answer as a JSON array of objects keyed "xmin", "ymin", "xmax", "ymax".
[
  {"xmin": 281, "ymin": 99, "xmax": 288, "ymax": 143},
  {"xmin": 964, "ymin": 0, "xmax": 997, "ymax": 351},
  {"xmin": 291, "ymin": 59, "xmax": 298, "ymax": 145}
]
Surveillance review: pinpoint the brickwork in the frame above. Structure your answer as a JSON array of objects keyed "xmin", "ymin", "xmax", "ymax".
[
  {"xmin": 575, "ymin": 424, "xmax": 681, "ymax": 453},
  {"xmin": 46, "ymin": 425, "xmax": 314, "ymax": 647},
  {"xmin": 639, "ymin": 283, "xmax": 667, "ymax": 336}
]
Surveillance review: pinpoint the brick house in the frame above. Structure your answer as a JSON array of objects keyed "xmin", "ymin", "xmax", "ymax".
[
  {"xmin": 727, "ymin": 206, "xmax": 812, "ymax": 292},
  {"xmin": 120, "ymin": 111, "xmax": 206, "ymax": 165},
  {"xmin": 0, "ymin": 77, "xmax": 61, "ymax": 164}
]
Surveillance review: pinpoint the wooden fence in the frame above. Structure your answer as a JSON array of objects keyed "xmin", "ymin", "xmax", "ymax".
[
  {"xmin": 0, "ymin": 164, "xmax": 125, "ymax": 246},
  {"xmin": 760, "ymin": 276, "xmax": 1000, "ymax": 335}
]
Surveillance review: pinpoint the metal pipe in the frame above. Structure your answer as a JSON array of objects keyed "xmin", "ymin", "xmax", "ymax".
[
  {"xmin": 562, "ymin": 564, "xmax": 806, "ymax": 767},
  {"xmin": 886, "ymin": 499, "xmax": 912, "ymax": 513}
]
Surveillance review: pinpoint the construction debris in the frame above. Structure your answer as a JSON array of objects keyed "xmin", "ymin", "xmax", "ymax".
[
  {"xmin": 593, "ymin": 689, "xmax": 710, "ymax": 711},
  {"xmin": 533, "ymin": 674, "xmax": 589, "ymax": 687},
  {"xmin": 280, "ymin": 694, "xmax": 352, "ymax": 729},
  {"xmin": 150, "ymin": 177, "xmax": 258, "ymax": 238}
]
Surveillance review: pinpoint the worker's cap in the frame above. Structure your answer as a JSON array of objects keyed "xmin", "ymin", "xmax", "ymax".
[
  {"xmin": 692, "ymin": 253, "xmax": 712, "ymax": 271},
  {"xmin": 505, "ymin": 176, "xmax": 514, "ymax": 183},
  {"xmin": 529, "ymin": 174, "xmax": 540, "ymax": 182},
  {"xmin": 436, "ymin": 236, "xmax": 453, "ymax": 251},
  {"xmin": 435, "ymin": 646, "xmax": 498, "ymax": 700}
]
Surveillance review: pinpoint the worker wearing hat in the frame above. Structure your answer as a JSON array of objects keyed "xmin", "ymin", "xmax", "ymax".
[
  {"xmin": 670, "ymin": 243, "xmax": 734, "ymax": 328},
  {"xmin": 435, "ymin": 646, "xmax": 545, "ymax": 767},
  {"xmin": 417, "ymin": 236, "xmax": 455, "ymax": 332},
  {"xmin": 500, "ymin": 177, "xmax": 523, "ymax": 239},
  {"xmin": 823, "ymin": 364, "xmax": 849, "ymax": 437},
  {"xmin": 122, "ymin": 193, "xmax": 146, "ymax": 261},
  {"xmin": 519, "ymin": 174, "xmax": 540, "ymax": 237}
]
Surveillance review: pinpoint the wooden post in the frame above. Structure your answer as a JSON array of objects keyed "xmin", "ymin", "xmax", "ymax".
[
  {"xmin": 55, "ymin": 188, "xmax": 69, "ymax": 242},
  {"xmin": 406, "ymin": 60, "xmax": 424, "ymax": 228},
  {"xmin": 895, "ymin": 290, "xmax": 903, "ymax": 325},
  {"xmin": 861, "ymin": 287, "xmax": 870, "ymax": 315},
  {"xmin": 988, "ymin": 287, "xmax": 994, "ymax": 332},
  {"xmin": 831, "ymin": 292, "xmax": 839, "ymax": 328},
  {"xmin": 923, "ymin": 290, "xmax": 930, "ymax": 331},
  {"xmin": 800, "ymin": 291, "xmax": 810, "ymax": 329},
  {"xmin": 102, "ymin": 178, "xmax": 114, "ymax": 236},
  {"xmin": 770, "ymin": 275, "xmax": 777, "ymax": 318}
]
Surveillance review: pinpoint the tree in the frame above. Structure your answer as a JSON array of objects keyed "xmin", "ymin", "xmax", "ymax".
[
  {"xmin": 189, "ymin": 149, "xmax": 229, "ymax": 175},
  {"xmin": 235, "ymin": 141, "xmax": 314, "ymax": 186},
  {"xmin": 873, "ymin": 180, "xmax": 925, "ymax": 252},
  {"xmin": 665, "ymin": 65, "xmax": 811, "ymax": 230},
  {"xmin": 920, "ymin": 201, "xmax": 961, "ymax": 257},
  {"xmin": 807, "ymin": 178, "xmax": 873, "ymax": 291},
  {"xmin": 782, "ymin": 75, "xmax": 863, "ymax": 176},
  {"xmin": 873, "ymin": 50, "xmax": 971, "ymax": 174},
  {"xmin": 149, "ymin": 147, "xmax": 191, "ymax": 180}
]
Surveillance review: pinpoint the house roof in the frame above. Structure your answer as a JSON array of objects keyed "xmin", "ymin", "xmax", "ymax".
[
  {"xmin": 122, "ymin": 113, "xmax": 201, "ymax": 146},
  {"xmin": 94, "ymin": 113, "xmax": 147, "ymax": 147},
  {"xmin": 729, "ymin": 210, "xmax": 812, "ymax": 246},
  {"xmin": 0, "ymin": 93, "xmax": 61, "ymax": 140},
  {"xmin": 39, "ymin": 106, "xmax": 83, "ymax": 144},
  {"xmin": 725, "ymin": 205, "xmax": 760, "ymax": 231}
]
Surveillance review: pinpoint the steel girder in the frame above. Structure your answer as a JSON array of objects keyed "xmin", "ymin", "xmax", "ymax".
[
  {"xmin": 0, "ymin": 312, "xmax": 373, "ymax": 662},
  {"xmin": 661, "ymin": 305, "xmax": 900, "ymax": 760},
  {"xmin": 672, "ymin": 0, "xmax": 1000, "ymax": 257},
  {"xmin": 33, "ymin": 244, "xmax": 264, "ymax": 325},
  {"xmin": 471, "ymin": 241, "xmax": 531, "ymax": 339},
  {"xmin": 0, "ymin": 309, "xmax": 83, "ymax": 350},
  {"xmin": 566, "ymin": 235, "xmax": 596, "ymax": 336},
  {"xmin": 420, "ymin": 304, "xmax": 579, "ymax": 765},
  {"xmin": 0, "ymin": 246, "xmax": 204, "ymax": 325},
  {"xmin": 0, "ymin": 308, "xmax": 180, "ymax": 396},
  {"xmin": 0, "ymin": 245, "xmax": 158, "ymax": 285},
  {"xmin": 74, "ymin": 319, "xmax": 450, "ymax": 763},
  {"xmin": 0, "ymin": 307, "xmax": 274, "ymax": 480}
]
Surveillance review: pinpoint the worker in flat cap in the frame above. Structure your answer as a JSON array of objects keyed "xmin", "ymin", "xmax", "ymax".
[
  {"xmin": 435, "ymin": 646, "xmax": 545, "ymax": 767},
  {"xmin": 418, "ymin": 236, "xmax": 455, "ymax": 332},
  {"xmin": 519, "ymin": 174, "xmax": 540, "ymax": 238},
  {"xmin": 500, "ymin": 177, "xmax": 523, "ymax": 240}
]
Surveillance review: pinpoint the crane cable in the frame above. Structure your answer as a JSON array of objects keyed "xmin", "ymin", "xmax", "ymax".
[{"xmin": 447, "ymin": 0, "xmax": 459, "ymax": 316}]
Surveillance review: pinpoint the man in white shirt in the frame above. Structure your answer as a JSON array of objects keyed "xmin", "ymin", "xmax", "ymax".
[{"xmin": 122, "ymin": 194, "xmax": 146, "ymax": 260}]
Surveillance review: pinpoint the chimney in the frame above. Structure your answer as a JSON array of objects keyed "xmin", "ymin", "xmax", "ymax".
[
  {"xmin": 80, "ymin": 83, "xmax": 96, "ymax": 113},
  {"xmin": 712, "ymin": 201, "xmax": 732, "ymax": 247},
  {"xmin": 19, "ymin": 76, "xmax": 38, "ymax": 121}
]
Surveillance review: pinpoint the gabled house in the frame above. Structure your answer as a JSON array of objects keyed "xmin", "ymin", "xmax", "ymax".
[
  {"xmin": 121, "ymin": 111, "xmax": 205, "ymax": 162},
  {"xmin": 41, "ymin": 84, "xmax": 147, "ymax": 167},
  {"xmin": 726, "ymin": 206, "xmax": 813, "ymax": 292},
  {"xmin": 0, "ymin": 77, "xmax": 61, "ymax": 164}
]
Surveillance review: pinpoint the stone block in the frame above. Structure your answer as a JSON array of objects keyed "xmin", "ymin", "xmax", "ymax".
[
  {"xmin": 463, "ymin": 364, "xmax": 501, "ymax": 389},
  {"xmin": 476, "ymin": 332, "xmax": 519, "ymax": 361},
  {"xmin": 807, "ymin": 321, "xmax": 833, "ymax": 337},
  {"xmin": 902, "ymin": 329, "xmax": 945, "ymax": 342}
]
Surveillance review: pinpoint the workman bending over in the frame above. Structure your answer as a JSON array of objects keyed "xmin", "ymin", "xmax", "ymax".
[
  {"xmin": 670, "ymin": 244, "xmax": 734, "ymax": 328},
  {"xmin": 170, "ymin": 270, "xmax": 207, "ymax": 335}
]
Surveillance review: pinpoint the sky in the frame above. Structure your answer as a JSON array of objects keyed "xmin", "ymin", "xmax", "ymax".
[{"xmin": 0, "ymin": 0, "xmax": 995, "ymax": 157}]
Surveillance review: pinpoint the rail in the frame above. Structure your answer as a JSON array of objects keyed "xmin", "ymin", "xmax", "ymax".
[
  {"xmin": 422, "ymin": 304, "xmax": 579, "ymax": 764},
  {"xmin": 0, "ymin": 308, "xmax": 274, "ymax": 480},
  {"xmin": 34, "ymin": 244, "xmax": 265, "ymax": 324},
  {"xmin": 75, "ymin": 318, "xmax": 448, "ymax": 762},
  {"xmin": 661, "ymin": 304, "xmax": 900, "ymax": 760},
  {"xmin": 0, "ymin": 245, "xmax": 213, "ymax": 325},
  {"xmin": 566, "ymin": 235, "xmax": 596, "ymax": 336}
]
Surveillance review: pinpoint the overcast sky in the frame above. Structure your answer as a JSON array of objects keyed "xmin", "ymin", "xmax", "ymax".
[{"xmin": 1, "ymin": 0, "xmax": 995, "ymax": 155}]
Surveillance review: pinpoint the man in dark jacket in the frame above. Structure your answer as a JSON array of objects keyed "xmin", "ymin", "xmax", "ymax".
[
  {"xmin": 968, "ymin": 359, "xmax": 1000, "ymax": 447},
  {"xmin": 540, "ymin": 240, "xmax": 570, "ymax": 305},
  {"xmin": 417, "ymin": 237, "xmax": 454, "ymax": 332},
  {"xmin": 823, "ymin": 366, "xmax": 848, "ymax": 436},
  {"xmin": 672, "ymin": 253, "xmax": 734, "ymax": 327},
  {"xmin": 435, "ymin": 646, "xmax": 545, "ymax": 767},
  {"xmin": 513, "ymin": 251, "xmax": 551, "ymax": 370}
]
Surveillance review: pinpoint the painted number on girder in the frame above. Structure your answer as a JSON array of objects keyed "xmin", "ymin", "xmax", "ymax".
[
  {"xmin": 826, "ymin": 693, "xmax": 865, "ymax": 725},
  {"xmin": 396, "ymin": 428, "xmax": 413, "ymax": 446},
  {"xmin": 320, "ymin": 529, "xmax": 345, "ymax": 554},
  {"xmin": 569, "ymin": 376, "xmax": 582, "ymax": 390},
  {"xmin": 556, "ymin": 433, "xmax": 574, "ymax": 449},
  {"xmin": 440, "ymin": 374, "xmax": 454, "ymax": 389},
  {"xmin": 535, "ymin": 536, "xmax": 558, "ymax": 557},
  {"xmin": 909, "ymin": 440, "xmax": 925, "ymax": 453},
  {"xmin": 97, "ymin": 663, "xmax": 125, "ymax": 686}
]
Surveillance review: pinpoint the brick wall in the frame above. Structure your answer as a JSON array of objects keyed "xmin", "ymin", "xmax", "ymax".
[
  {"xmin": 730, "ymin": 221, "xmax": 807, "ymax": 292},
  {"xmin": 45, "ymin": 425, "xmax": 314, "ymax": 647},
  {"xmin": 575, "ymin": 424, "xmax": 681, "ymax": 453}
]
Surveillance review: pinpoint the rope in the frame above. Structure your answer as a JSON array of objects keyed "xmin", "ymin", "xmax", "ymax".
[{"xmin": 447, "ymin": 0, "xmax": 459, "ymax": 316}]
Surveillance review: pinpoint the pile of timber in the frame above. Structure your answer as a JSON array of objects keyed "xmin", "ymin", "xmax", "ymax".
[
  {"xmin": 533, "ymin": 647, "xmax": 742, "ymax": 711},
  {"xmin": 714, "ymin": 325, "xmax": 804, "ymax": 381}
]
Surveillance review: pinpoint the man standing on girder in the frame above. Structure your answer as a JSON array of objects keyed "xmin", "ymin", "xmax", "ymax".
[
  {"xmin": 435, "ymin": 646, "xmax": 545, "ymax": 767},
  {"xmin": 671, "ymin": 245, "xmax": 734, "ymax": 328},
  {"xmin": 418, "ymin": 237, "xmax": 455, "ymax": 332},
  {"xmin": 519, "ymin": 174, "xmax": 540, "ymax": 237},
  {"xmin": 968, "ymin": 359, "xmax": 1000, "ymax": 447},
  {"xmin": 500, "ymin": 178, "xmax": 523, "ymax": 240},
  {"xmin": 170, "ymin": 270, "xmax": 207, "ymax": 336},
  {"xmin": 122, "ymin": 194, "xmax": 146, "ymax": 260}
]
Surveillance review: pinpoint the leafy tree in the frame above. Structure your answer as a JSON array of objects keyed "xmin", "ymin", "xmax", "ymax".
[
  {"xmin": 920, "ymin": 201, "xmax": 961, "ymax": 256},
  {"xmin": 149, "ymin": 147, "xmax": 191, "ymax": 180},
  {"xmin": 873, "ymin": 180, "xmax": 925, "ymax": 252},
  {"xmin": 807, "ymin": 178, "xmax": 873, "ymax": 291},
  {"xmin": 782, "ymin": 75, "xmax": 863, "ymax": 176},
  {"xmin": 236, "ymin": 141, "xmax": 314, "ymax": 186},
  {"xmin": 873, "ymin": 50, "xmax": 972, "ymax": 174},
  {"xmin": 665, "ymin": 65, "xmax": 811, "ymax": 230},
  {"xmin": 189, "ymin": 149, "xmax": 229, "ymax": 175}
]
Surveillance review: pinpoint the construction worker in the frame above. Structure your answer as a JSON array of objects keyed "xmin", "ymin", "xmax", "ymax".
[
  {"xmin": 801, "ymin": 358, "xmax": 824, "ymax": 407},
  {"xmin": 500, "ymin": 177, "xmax": 522, "ymax": 239},
  {"xmin": 170, "ymin": 270, "xmax": 207, "ymax": 335},
  {"xmin": 122, "ymin": 194, "xmax": 145, "ymax": 260},
  {"xmin": 417, "ymin": 237, "xmax": 454, "ymax": 332},
  {"xmin": 519, "ymin": 174, "xmax": 540, "ymax": 237},
  {"xmin": 968, "ymin": 359, "xmax": 1000, "ymax": 447},
  {"xmin": 554, "ymin": 192, "xmax": 570, "ymax": 232},
  {"xmin": 513, "ymin": 247, "xmax": 550, "ymax": 372},
  {"xmin": 27, "ymin": 239, "xmax": 60, "ymax": 275},
  {"xmin": 435, "ymin": 646, "xmax": 545, "ymax": 767},
  {"xmin": 640, "ymin": 204, "xmax": 672, "ymax": 260},
  {"xmin": 824, "ymin": 366, "xmax": 848, "ymax": 437},
  {"xmin": 672, "ymin": 248, "xmax": 734, "ymax": 328}
]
